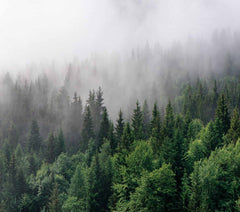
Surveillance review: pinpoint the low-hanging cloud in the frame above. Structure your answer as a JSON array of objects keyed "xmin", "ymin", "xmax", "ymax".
[{"xmin": 0, "ymin": 0, "xmax": 240, "ymax": 69}]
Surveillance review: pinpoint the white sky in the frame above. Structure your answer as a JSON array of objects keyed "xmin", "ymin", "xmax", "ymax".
[{"xmin": 0, "ymin": 0, "xmax": 239, "ymax": 69}]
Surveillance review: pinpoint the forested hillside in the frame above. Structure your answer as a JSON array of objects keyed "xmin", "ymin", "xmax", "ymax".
[{"xmin": 1, "ymin": 68, "xmax": 240, "ymax": 211}]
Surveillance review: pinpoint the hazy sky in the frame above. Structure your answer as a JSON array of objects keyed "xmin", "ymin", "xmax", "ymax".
[{"xmin": 0, "ymin": 0, "xmax": 239, "ymax": 69}]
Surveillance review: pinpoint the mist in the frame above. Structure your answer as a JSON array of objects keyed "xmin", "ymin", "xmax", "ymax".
[
  {"xmin": 1, "ymin": 0, "xmax": 240, "ymax": 67},
  {"xmin": 1, "ymin": 0, "xmax": 240, "ymax": 121}
]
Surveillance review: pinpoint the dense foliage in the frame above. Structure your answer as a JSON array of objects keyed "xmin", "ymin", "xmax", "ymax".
[{"xmin": 1, "ymin": 71, "xmax": 240, "ymax": 211}]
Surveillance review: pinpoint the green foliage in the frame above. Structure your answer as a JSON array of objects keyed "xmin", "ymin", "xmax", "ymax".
[
  {"xmin": 120, "ymin": 122, "xmax": 133, "ymax": 151},
  {"xmin": 216, "ymin": 93, "xmax": 230, "ymax": 134},
  {"xmin": 98, "ymin": 107, "xmax": 109, "ymax": 149},
  {"xmin": 150, "ymin": 102, "xmax": 162, "ymax": 151},
  {"xmin": 129, "ymin": 163, "xmax": 177, "ymax": 212},
  {"xmin": 46, "ymin": 133, "xmax": 56, "ymax": 164},
  {"xmin": 189, "ymin": 141, "xmax": 240, "ymax": 211},
  {"xmin": 227, "ymin": 107, "xmax": 240, "ymax": 144},
  {"xmin": 1, "ymin": 75, "xmax": 240, "ymax": 211},
  {"xmin": 163, "ymin": 100, "xmax": 174, "ymax": 139},
  {"xmin": 132, "ymin": 101, "xmax": 144, "ymax": 140},
  {"xmin": 115, "ymin": 109, "xmax": 124, "ymax": 146},
  {"xmin": 81, "ymin": 105, "xmax": 94, "ymax": 152},
  {"xmin": 27, "ymin": 120, "xmax": 42, "ymax": 153},
  {"xmin": 142, "ymin": 100, "xmax": 151, "ymax": 139},
  {"xmin": 187, "ymin": 119, "xmax": 203, "ymax": 141}
]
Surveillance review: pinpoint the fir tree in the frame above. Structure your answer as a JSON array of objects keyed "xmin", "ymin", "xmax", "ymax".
[
  {"xmin": 142, "ymin": 99, "xmax": 150, "ymax": 139},
  {"xmin": 132, "ymin": 100, "xmax": 144, "ymax": 140},
  {"xmin": 55, "ymin": 129, "xmax": 65, "ymax": 157},
  {"xmin": 46, "ymin": 133, "xmax": 56, "ymax": 163},
  {"xmin": 95, "ymin": 87, "xmax": 104, "ymax": 132},
  {"xmin": 150, "ymin": 102, "xmax": 162, "ymax": 141},
  {"xmin": 120, "ymin": 122, "xmax": 133, "ymax": 151},
  {"xmin": 163, "ymin": 100, "xmax": 175, "ymax": 139},
  {"xmin": 81, "ymin": 105, "xmax": 94, "ymax": 152},
  {"xmin": 216, "ymin": 93, "xmax": 230, "ymax": 134},
  {"xmin": 48, "ymin": 183, "xmax": 61, "ymax": 212},
  {"xmin": 27, "ymin": 120, "xmax": 42, "ymax": 153},
  {"xmin": 8, "ymin": 122, "xmax": 18, "ymax": 150},
  {"xmin": 227, "ymin": 107, "xmax": 240, "ymax": 144},
  {"xmin": 115, "ymin": 109, "xmax": 124, "ymax": 145},
  {"xmin": 98, "ymin": 107, "xmax": 109, "ymax": 149}
]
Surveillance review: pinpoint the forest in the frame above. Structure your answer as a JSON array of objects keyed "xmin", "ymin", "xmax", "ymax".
[
  {"xmin": 2, "ymin": 0, "xmax": 240, "ymax": 211},
  {"xmin": 1, "ymin": 46, "xmax": 240, "ymax": 211}
]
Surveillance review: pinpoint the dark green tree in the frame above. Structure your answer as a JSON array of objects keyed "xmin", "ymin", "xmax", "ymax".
[
  {"xmin": 98, "ymin": 107, "xmax": 109, "ymax": 149},
  {"xmin": 46, "ymin": 133, "xmax": 56, "ymax": 163},
  {"xmin": 115, "ymin": 109, "xmax": 124, "ymax": 146},
  {"xmin": 27, "ymin": 120, "xmax": 42, "ymax": 153},
  {"xmin": 142, "ymin": 100, "xmax": 150, "ymax": 139},
  {"xmin": 95, "ymin": 87, "xmax": 104, "ymax": 132},
  {"xmin": 227, "ymin": 107, "xmax": 240, "ymax": 144},
  {"xmin": 120, "ymin": 122, "xmax": 133, "ymax": 151},
  {"xmin": 163, "ymin": 100, "xmax": 174, "ymax": 139},
  {"xmin": 8, "ymin": 122, "xmax": 19, "ymax": 150},
  {"xmin": 129, "ymin": 163, "xmax": 177, "ymax": 212},
  {"xmin": 55, "ymin": 129, "xmax": 65, "ymax": 157},
  {"xmin": 81, "ymin": 105, "xmax": 94, "ymax": 152},
  {"xmin": 132, "ymin": 100, "xmax": 144, "ymax": 140},
  {"xmin": 216, "ymin": 93, "xmax": 230, "ymax": 134},
  {"xmin": 150, "ymin": 102, "xmax": 162, "ymax": 141},
  {"xmin": 48, "ymin": 183, "xmax": 61, "ymax": 212}
]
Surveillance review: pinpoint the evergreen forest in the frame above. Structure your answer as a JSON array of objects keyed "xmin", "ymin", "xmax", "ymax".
[{"xmin": 1, "ymin": 58, "xmax": 240, "ymax": 212}]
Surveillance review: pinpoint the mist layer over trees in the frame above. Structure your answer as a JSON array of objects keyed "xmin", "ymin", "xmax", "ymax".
[
  {"xmin": 1, "ymin": 0, "xmax": 240, "ymax": 211},
  {"xmin": 1, "ymin": 32, "xmax": 240, "ymax": 210}
]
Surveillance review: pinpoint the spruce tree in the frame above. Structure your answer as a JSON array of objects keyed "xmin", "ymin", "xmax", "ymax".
[
  {"xmin": 150, "ymin": 102, "xmax": 161, "ymax": 141},
  {"xmin": 163, "ymin": 100, "xmax": 174, "ymax": 139},
  {"xmin": 48, "ymin": 183, "xmax": 61, "ymax": 212},
  {"xmin": 121, "ymin": 122, "xmax": 133, "ymax": 151},
  {"xmin": 55, "ymin": 129, "xmax": 65, "ymax": 157},
  {"xmin": 8, "ymin": 122, "xmax": 18, "ymax": 150},
  {"xmin": 142, "ymin": 100, "xmax": 150, "ymax": 139},
  {"xmin": 27, "ymin": 120, "xmax": 42, "ymax": 153},
  {"xmin": 132, "ymin": 100, "xmax": 144, "ymax": 140},
  {"xmin": 227, "ymin": 107, "xmax": 240, "ymax": 144},
  {"xmin": 216, "ymin": 93, "xmax": 230, "ymax": 134},
  {"xmin": 87, "ymin": 153, "xmax": 102, "ymax": 211},
  {"xmin": 108, "ymin": 122, "xmax": 117, "ymax": 154},
  {"xmin": 81, "ymin": 105, "xmax": 94, "ymax": 152},
  {"xmin": 98, "ymin": 107, "xmax": 109, "ymax": 149},
  {"xmin": 115, "ymin": 109, "xmax": 124, "ymax": 145},
  {"xmin": 46, "ymin": 133, "xmax": 56, "ymax": 163},
  {"xmin": 95, "ymin": 87, "xmax": 104, "ymax": 132}
]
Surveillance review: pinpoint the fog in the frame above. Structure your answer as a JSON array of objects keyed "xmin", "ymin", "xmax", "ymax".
[
  {"xmin": 1, "ymin": 0, "xmax": 240, "ymax": 67},
  {"xmin": 0, "ymin": 0, "xmax": 240, "ymax": 120}
]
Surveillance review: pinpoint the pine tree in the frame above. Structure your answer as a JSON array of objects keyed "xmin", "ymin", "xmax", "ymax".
[
  {"xmin": 87, "ymin": 153, "xmax": 102, "ymax": 211},
  {"xmin": 98, "ymin": 107, "xmax": 109, "ymax": 149},
  {"xmin": 67, "ymin": 92, "xmax": 83, "ymax": 149},
  {"xmin": 216, "ymin": 93, "xmax": 230, "ymax": 134},
  {"xmin": 81, "ymin": 105, "xmax": 94, "ymax": 152},
  {"xmin": 142, "ymin": 100, "xmax": 150, "ymax": 139},
  {"xmin": 55, "ymin": 129, "xmax": 65, "ymax": 157},
  {"xmin": 227, "ymin": 107, "xmax": 240, "ymax": 144},
  {"xmin": 48, "ymin": 183, "xmax": 61, "ymax": 212},
  {"xmin": 8, "ymin": 122, "xmax": 18, "ymax": 149},
  {"xmin": 132, "ymin": 100, "xmax": 144, "ymax": 140},
  {"xmin": 27, "ymin": 120, "xmax": 42, "ymax": 153},
  {"xmin": 163, "ymin": 100, "xmax": 174, "ymax": 139},
  {"xmin": 150, "ymin": 102, "xmax": 162, "ymax": 141},
  {"xmin": 95, "ymin": 87, "xmax": 104, "ymax": 132},
  {"xmin": 108, "ymin": 122, "xmax": 117, "ymax": 154},
  {"xmin": 120, "ymin": 122, "xmax": 133, "ymax": 151},
  {"xmin": 46, "ymin": 133, "xmax": 56, "ymax": 163},
  {"xmin": 115, "ymin": 109, "xmax": 124, "ymax": 145}
]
